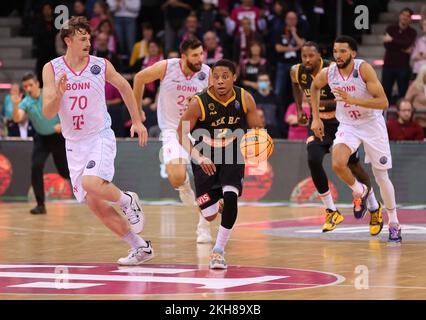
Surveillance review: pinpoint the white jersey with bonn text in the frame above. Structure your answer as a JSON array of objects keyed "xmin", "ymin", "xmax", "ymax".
[
  {"xmin": 327, "ymin": 59, "xmax": 383, "ymax": 125},
  {"xmin": 157, "ymin": 58, "xmax": 210, "ymax": 130},
  {"xmin": 50, "ymin": 55, "xmax": 111, "ymax": 141}
]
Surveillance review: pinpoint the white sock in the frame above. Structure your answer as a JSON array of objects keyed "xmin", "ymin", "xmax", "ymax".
[
  {"xmin": 367, "ymin": 189, "xmax": 379, "ymax": 212},
  {"xmin": 214, "ymin": 225, "xmax": 232, "ymax": 252},
  {"xmin": 122, "ymin": 231, "xmax": 147, "ymax": 249},
  {"xmin": 319, "ymin": 190, "xmax": 336, "ymax": 211},
  {"xmin": 372, "ymin": 167, "xmax": 399, "ymax": 225},
  {"xmin": 350, "ymin": 180, "xmax": 366, "ymax": 196},
  {"xmin": 387, "ymin": 207, "xmax": 399, "ymax": 225},
  {"xmin": 115, "ymin": 191, "xmax": 132, "ymax": 208}
]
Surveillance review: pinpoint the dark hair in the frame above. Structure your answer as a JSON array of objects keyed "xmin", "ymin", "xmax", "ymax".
[
  {"xmin": 179, "ymin": 37, "xmax": 203, "ymax": 54},
  {"xmin": 212, "ymin": 59, "xmax": 236, "ymax": 74},
  {"xmin": 302, "ymin": 41, "xmax": 320, "ymax": 52},
  {"xmin": 396, "ymin": 98, "xmax": 413, "ymax": 111},
  {"xmin": 21, "ymin": 73, "xmax": 37, "ymax": 82},
  {"xmin": 60, "ymin": 16, "xmax": 91, "ymax": 45},
  {"xmin": 400, "ymin": 7, "xmax": 414, "ymax": 15},
  {"xmin": 334, "ymin": 35, "xmax": 358, "ymax": 51},
  {"xmin": 141, "ymin": 22, "xmax": 153, "ymax": 30},
  {"xmin": 257, "ymin": 72, "xmax": 270, "ymax": 81},
  {"xmin": 248, "ymin": 40, "xmax": 264, "ymax": 58}
]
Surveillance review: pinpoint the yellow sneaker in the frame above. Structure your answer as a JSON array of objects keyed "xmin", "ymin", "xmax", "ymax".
[
  {"xmin": 322, "ymin": 209, "xmax": 344, "ymax": 232},
  {"xmin": 369, "ymin": 203, "xmax": 384, "ymax": 236}
]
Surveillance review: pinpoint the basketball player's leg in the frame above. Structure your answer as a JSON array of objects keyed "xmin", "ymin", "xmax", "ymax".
[
  {"xmin": 209, "ymin": 164, "xmax": 244, "ymax": 269},
  {"xmin": 192, "ymin": 163, "xmax": 222, "ymax": 243},
  {"xmin": 348, "ymin": 152, "xmax": 380, "ymax": 214},
  {"xmin": 166, "ymin": 159, "xmax": 195, "ymax": 206},
  {"xmin": 85, "ymin": 193, "xmax": 154, "ymax": 265},
  {"xmin": 332, "ymin": 125, "xmax": 370, "ymax": 218},
  {"xmin": 78, "ymin": 131, "xmax": 144, "ymax": 233},
  {"xmin": 163, "ymin": 134, "xmax": 196, "ymax": 206},
  {"xmin": 307, "ymin": 142, "xmax": 344, "ymax": 231},
  {"xmin": 362, "ymin": 120, "xmax": 401, "ymax": 242}
]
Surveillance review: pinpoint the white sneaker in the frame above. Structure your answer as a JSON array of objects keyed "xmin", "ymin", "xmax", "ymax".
[
  {"xmin": 122, "ymin": 191, "xmax": 144, "ymax": 233},
  {"xmin": 196, "ymin": 222, "xmax": 213, "ymax": 243},
  {"xmin": 179, "ymin": 186, "xmax": 196, "ymax": 206},
  {"xmin": 117, "ymin": 241, "xmax": 154, "ymax": 265}
]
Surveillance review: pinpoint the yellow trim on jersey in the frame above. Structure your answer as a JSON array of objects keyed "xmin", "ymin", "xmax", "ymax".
[
  {"xmin": 194, "ymin": 95, "xmax": 205, "ymax": 121},
  {"xmin": 207, "ymin": 87, "xmax": 236, "ymax": 107},
  {"xmin": 295, "ymin": 64, "xmax": 300, "ymax": 84},
  {"xmin": 310, "ymin": 58, "xmax": 324, "ymax": 79},
  {"xmin": 241, "ymin": 88, "xmax": 247, "ymax": 113}
]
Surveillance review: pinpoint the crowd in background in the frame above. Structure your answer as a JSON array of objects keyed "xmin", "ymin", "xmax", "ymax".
[{"xmin": 1, "ymin": 0, "xmax": 426, "ymax": 142}]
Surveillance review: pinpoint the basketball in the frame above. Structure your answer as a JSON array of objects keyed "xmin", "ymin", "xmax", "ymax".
[{"xmin": 240, "ymin": 129, "xmax": 274, "ymax": 161}]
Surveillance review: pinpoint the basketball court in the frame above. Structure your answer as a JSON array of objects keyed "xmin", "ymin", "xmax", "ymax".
[{"xmin": 1, "ymin": 202, "xmax": 425, "ymax": 300}]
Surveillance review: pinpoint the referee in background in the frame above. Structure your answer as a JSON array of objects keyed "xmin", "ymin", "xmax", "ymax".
[{"xmin": 12, "ymin": 73, "xmax": 69, "ymax": 214}]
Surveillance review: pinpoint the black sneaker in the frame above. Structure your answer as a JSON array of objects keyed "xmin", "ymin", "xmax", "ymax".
[
  {"xmin": 352, "ymin": 186, "xmax": 370, "ymax": 219},
  {"xmin": 30, "ymin": 205, "xmax": 47, "ymax": 215}
]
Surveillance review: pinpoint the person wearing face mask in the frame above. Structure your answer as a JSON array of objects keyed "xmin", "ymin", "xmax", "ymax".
[
  {"xmin": 252, "ymin": 72, "xmax": 280, "ymax": 138},
  {"xmin": 239, "ymin": 40, "xmax": 269, "ymax": 94}
]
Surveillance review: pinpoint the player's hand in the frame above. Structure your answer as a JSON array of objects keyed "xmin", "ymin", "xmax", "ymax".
[
  {"xmin": 57, "ymin": 73, "xmax": 67, "ymax": 96},
  {"xmin": 11, "ymin": 91, "xmax": 23, "ymax": 106},
  {"xmin": 199, "ymin": 156, "xmax": 216, "ymax": 176},
  {"xmin": 311, "ymin": 118, "xmax": 324, "ymax": 141},
  {"xmin": 333, "ymin": 88, "xmax": 355, "ymax": 105},
  {"xmin": 53, "ymin": 123, "xmax": 61, "ymax": 134},
  {"xmin": 130, "ymin": 122, "xmax": 148, "ymax": 147},
  {"xmin": 297, "ymin": 111, "xmax": 308, "ymax": 125}
]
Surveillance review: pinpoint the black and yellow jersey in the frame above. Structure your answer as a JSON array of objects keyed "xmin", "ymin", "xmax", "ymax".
[
  {"xmin": 294, "ymin": 59, "xmax": 336, "ymax": 113},
  {"xmin": 192, "ymin": 85, "xmax": 248, "ymax": 150}
]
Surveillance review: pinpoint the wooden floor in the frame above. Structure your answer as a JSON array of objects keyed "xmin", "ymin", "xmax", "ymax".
[{"xmin": 0, "ymin": 202, "xmax": 425, "ymax": 300}]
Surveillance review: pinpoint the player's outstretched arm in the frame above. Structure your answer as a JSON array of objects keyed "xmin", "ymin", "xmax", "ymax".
[
  {"xmin": 105, "ymin": 59, "xmax": 148, "ymax": 146},
  {"xmin": 310, "ymin": 67, "xmax": 328, "ymax": 141},
  {"xmin": 133, "ymin": 60, "xmax": 167, "ymax": 111},
  {"xmin": 177, "ymin": 97, "xmax": 216, "ymax": 176},
  {"xmin": 333, "ymin": 62, "xmax": 389, "ymax": 110},
  {"xmin": 42, "ymin": 62, "xmax": 66, "ymax": 120},
  {"xmin": 244, "ymin": 90, "xmax": 264, "ymax": 129}
]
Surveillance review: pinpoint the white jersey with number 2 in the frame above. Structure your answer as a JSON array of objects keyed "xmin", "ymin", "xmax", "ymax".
[
  {"xmin": 157, "ymin": 58, "xmax": 210, "ymax": 130},
  {"xmin": 327, "ymin": 59, "xmax": 383, "ymax": 125},
  {"xmin": 50, "ymin": 55, "xmax": 111, "ymax": 141}
]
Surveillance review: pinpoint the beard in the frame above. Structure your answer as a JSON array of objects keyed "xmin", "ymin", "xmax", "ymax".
[
  {"xmin": 187, "ymin": 60, "xmax": 202, "ymax": 72},
  {"xmin": 336, "ymin": 56, "xmax": 352, "ymax": 69}
]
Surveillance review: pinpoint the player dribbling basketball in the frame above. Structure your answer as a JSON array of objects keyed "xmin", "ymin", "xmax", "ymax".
[{"xmin": 177, "ymin": 59, "xmax": 263, "ymax": 269}]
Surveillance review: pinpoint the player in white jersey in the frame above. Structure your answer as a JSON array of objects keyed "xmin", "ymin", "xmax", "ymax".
[
  {"xmin": 311, "ymin": 36, "xmax": 401, "ymax": 243},
  {"xmin": 42, "ymin": 16, "xmax": 154, "ymax": 265},
  {"xmin": 133, "ymin": 37, "xmax": 218, "ymax": 243}
]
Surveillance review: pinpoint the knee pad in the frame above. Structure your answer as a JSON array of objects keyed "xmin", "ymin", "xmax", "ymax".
[
  {"xmin": 307, "ymin": 145, "xmax": 326, "ymax": 168},
  {"xmin": 221, "ymin": 186, "xmax": 238, "ymax": 229},
  {"xmin": 200, "ymin": 201, "xmax": 220, "ymax": 221}
]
